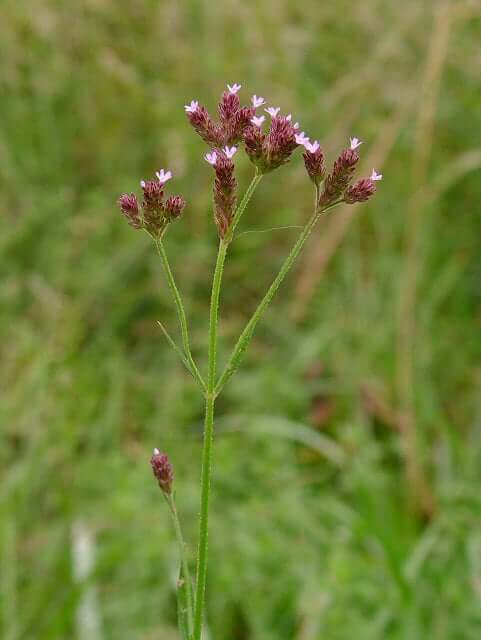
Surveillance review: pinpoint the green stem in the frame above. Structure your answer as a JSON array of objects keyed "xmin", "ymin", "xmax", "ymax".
[
  {"xmin": 154, "ymin": 238, "xmax": 206, "ymax": 391},
  {"xmin": 166, "ymin": 493, "xmax": 194, "ymax": 638},
  {"xmin": 193, "ymin": 239, "xmax": 228, "ymax": 640},
  {"xmin": 224, "ymin": 169, "xmax": 262, "ymax": 243},
  {"xmin": 215, "ymin": 199, "xmax": 340, "ymax": 395}
]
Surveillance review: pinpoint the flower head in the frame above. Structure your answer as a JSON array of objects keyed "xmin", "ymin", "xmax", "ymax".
[
  {"xmin": 184, "ymin": 100, "xmax": 199, "ymax": 113},
  {"xmin": 165, "ymin": 195, "xmax": 186, "ymax": 220},
  {"xmin": 350, "ymin": 137, "xmax": 362, "ymax": 150},
  {"xmin": 295, "ymin": 131, "xmax": 310, "ymax": 146},
  {"xmin": 227, "ymin": 83, "xmax": 241, "ymax": 95},
  {"xmin": 251, "ymin": 115, "xmax": 265, "ymax": 127},
  {"xmin": 223, "ymin": 145, "xmax": 237, "ymax": 159},
  {"xmin": 319, "ymin": 147, "xmax": 360, "ymax": 207},
  {"xmin": 205, "ymin": 151, "xmax": 218, "ymax": 166},
  {"xmin": 150, "ymin": 449, "xmax": 174, "ymax": 494},
  {"xmin": 370, "ymin": 169, "xmax": 383, "ymax": 181},
  {"xmin": 251, "ymin": 95, "xmax": 265, "ymax": 108},
  {"xmin": 155, "ymin": 169, "xmax": 172, "ymax": 185}
]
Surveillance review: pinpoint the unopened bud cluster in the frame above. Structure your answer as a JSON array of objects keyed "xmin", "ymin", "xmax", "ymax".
[
  {"xmin": 150, "ymin": 448, "xmax": 174, "ymax": 494},
  {"xmin": 118, "ymin": 169, "xmax": 186, "ymax": 238}
]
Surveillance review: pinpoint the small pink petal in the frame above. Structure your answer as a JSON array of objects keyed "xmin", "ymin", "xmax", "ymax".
[
  {"xmin": 251, "ymin": 95, "xmax": 265, "ymax": 108},
  {"xmin": 265, "ymin": 106, "xmax": 280, "ymax": 117},
  {"xmin": 223, "ymin": 146, "xmax": 237, "ymax": 159},
  {"xmin": 184, "ymin": 100, "xmax": 199, "ymax": 113},
  {"xmin": 155, "ymin": 169, "xmax": 172, "ymax": 184},
  {"xmin": 370, "ymin": 169, "xmax": 383, "ymax": 181},
  {"xmin": 251, "ymin": 115, "xmax": 265, "ymax": 127},
  {"xmin": 204, "ymin": 151, "xmax": 217, "ymax": 166},
  {"xmin": 350, "ymin": 137, "xmax": 362, "ymax": 150},
  {"xmin": 227, "ymin": 83, "xmax": 241, "ymax": 94}
]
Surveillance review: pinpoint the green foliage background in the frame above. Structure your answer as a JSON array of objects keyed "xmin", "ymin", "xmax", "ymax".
[{"xmin": 1, "ymin": 1, "xmax": 480, "ymax": 638}]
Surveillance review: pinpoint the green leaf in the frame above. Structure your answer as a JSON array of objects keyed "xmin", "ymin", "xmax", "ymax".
[{"xmin": 177, "ymin": 565, "xmax": 194, "ymax": 640}]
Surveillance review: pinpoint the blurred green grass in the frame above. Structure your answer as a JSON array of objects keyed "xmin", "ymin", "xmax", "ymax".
[{"xmin": 1, "ymin": 1, "xmax": 481, "ymax": 638}]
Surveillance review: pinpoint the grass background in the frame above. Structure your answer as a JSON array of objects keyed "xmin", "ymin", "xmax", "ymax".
[{"xmin": 1, "ymin": 0, "xmax": 481, "ymax": 638}]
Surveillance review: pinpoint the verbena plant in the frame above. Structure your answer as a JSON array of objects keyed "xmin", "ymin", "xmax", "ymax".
[{"xmin": 117, "ymin": 82, "xmax": 382, "ymax": 640}]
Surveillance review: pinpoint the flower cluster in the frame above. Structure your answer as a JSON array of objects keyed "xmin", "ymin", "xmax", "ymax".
[
  {"xmin": 118, "ymin": 169, "xmax": 186, "ymax": 238},
  {"xmin": 118, "ymin": 84, "xmax": 382, "ymax": 242},
  {"xmin": 150, "ymin": 448, "xmax": 174, "ymax": 494}
]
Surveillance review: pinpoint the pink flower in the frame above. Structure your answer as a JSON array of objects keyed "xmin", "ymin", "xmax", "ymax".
[
  {"xmin": 185, "ymin": 100, "xmax": 199, "ymax": 113},
  {"xmin": 350, "ymin": 137, "xmax": 362, "ymax": 150},
  {"xmin": 265, "ymin": 106, "xmax": 280, "ymax": 117},
  {"xmin": 153, "ymin": 447, "xmax": 160, "ymax": 455},
  {"xmin": 227, "ymin": 83, "xmax": 241, "ymax": 95},
  {"xmin": 304, "ymin": 140, "xmax": 320, "ymax": 154},
  {"xmin": 286, "ymin": 114, "xmax": 292, "ymax": 121},
  {"xmin": 295, "ymin": 131, "xmax": 310, "ymax": 146},
  {"xmin": 293, "ymin": 122, "xmax": 300, "ymax": 129},
  {"xmin": 155, "ymin": 169, "xmax": 172, "ymax": 184},
  {"xmin": 223, "ymin": 146, "xmax": 238, "ymax": 159},
  {"xmin": 251, "ymin": 95, "xmax": 265, "ymax": 108},
  {"xmin": 205, "ymin": 151, "xmax": 218, "ymax": 166},
  {"xmin": 251, "ymin": 115, "xmax": 266, "ymax": 127},
  {"xmin": 140, "ymin": 180, "xmax": 146, "ymax": 188},
  {"xmin": 370, "ymin": 169, "xmax": 383, "ymax": 181}
]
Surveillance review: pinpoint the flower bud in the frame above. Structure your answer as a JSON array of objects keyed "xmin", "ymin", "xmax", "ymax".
[
  {"xmin": 150, "ymin": 448, "xmax": 174, "ymax": 494},
  {"xmin": 186, "ymin": 103, "xmax": 223, "ymax": 147},
  {"xmin": 165, "ymin": 195, "xmax": 186, "ymax": 220},
  {"xmin": 344, "ymin": 177, "xmax": 377, "ymax": 204},
  {"xmin": 118, "ymin": 193, "xmax": 142, "ymax": 229}
]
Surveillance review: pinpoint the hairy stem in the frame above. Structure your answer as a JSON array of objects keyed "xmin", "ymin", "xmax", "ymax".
[
  {"xmin": 215, "ymin": 199, "xmax": 340, "ymax": 395},
  {"xmin": 193, "ymin": 240, "xmax": 227, "ymax": 640},
  {"xmin": 154, "ymin": 238, "xmax": 206, "ymax": 391},
  {"xmin": 166, "ymin": 493, "xmax": 194, "ymax": 638}
]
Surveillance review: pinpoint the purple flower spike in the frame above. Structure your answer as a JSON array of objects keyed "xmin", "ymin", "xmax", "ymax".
[
  {"xmin": 303, "ymin": 141, "xmax": 325, "ymax": 185},
  {"xmin": 118, "ymin": 193, "xmax": 142, "ymax": 229},
  {"xmin": 151, "ymin": 449, "xmax": 174, "ymax": 494}
]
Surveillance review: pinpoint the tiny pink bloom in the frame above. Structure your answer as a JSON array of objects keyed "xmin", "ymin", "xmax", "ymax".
[
  {"xmin": 251, "ymin": 95, "xmax": 265, "ymax": 108},
  {"xmin": 185, "ymin": 100, "xmax": 199, "ymax": 113},
  {"xmin": 293, "ymin": 122, "xmax": 300, "ymax": 129},
  {"xmin": 140, "ymin": 180, "xmax": 146, "ymax": 188},
  {"xmin": 305, "ymin": 140, "xmax": 320, "ymax": 154},
  {"xmin": 223, "ymin": 146, "xmax": 237, "ymax": 159},
  {"xmin": 265, "ymin": 106, "xmax": 280, "ymax": 117},
  {"xmin": 153, "ymin": 447, "xmax": 160, "ymax": 455},
  {"xmin": 251, "ymin": 115, "xmax": 266, "ymax": 127},
  {"xmin": 295, "ymin": 132, "xmax": 310, "ymax": 146},
  {"xmin": 227, "ymin": 83, "xmax": 241, "ymax": 94},
  {"xmin": 350, "ymin": 137, "xmax": 362, "ymax": 150},
  {"xmin": 370, "ymin": 169, "xmax": 383, "ymax": 181},
  {"xmin": 155, "ymin": 169, "xmax": 172, "ymax": 184},
  {"xmin": 205, "ymin": 151, "xmax": 218, "ymax": 166},
  {"xmin": 286, "ymin": 114, "xmax": 292, "ymax": 121}
]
